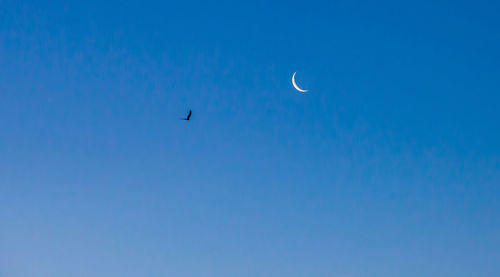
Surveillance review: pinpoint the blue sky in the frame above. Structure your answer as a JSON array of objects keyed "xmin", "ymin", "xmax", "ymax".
[{"xmin": 1, "ymin": 0, "xmax": 499, "ymax": 276}]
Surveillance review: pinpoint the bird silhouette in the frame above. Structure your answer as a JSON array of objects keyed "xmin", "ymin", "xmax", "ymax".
[{"xmin": 182, "ymin": 109, "xmax": 192, "ymax": 120}]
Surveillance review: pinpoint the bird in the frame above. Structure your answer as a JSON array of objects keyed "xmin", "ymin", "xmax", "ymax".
[{"xmin": 182, "ymin": 109, "xmax": 192, "ymax": 121}]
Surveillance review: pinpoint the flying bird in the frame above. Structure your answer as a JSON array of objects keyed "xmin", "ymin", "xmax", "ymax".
[{"xmin": 182, "ymin": 109, "xmax": 192, "ymax": 121}]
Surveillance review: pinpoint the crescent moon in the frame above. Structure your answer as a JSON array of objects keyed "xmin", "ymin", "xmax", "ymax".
[{"xmin": 292, "ymin": 72, "xmax": 308, "ymax": 92}]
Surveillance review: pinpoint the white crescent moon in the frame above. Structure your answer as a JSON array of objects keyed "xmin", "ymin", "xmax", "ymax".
[{"xmin": 292, "ymin": 72, "xmax": 308, "ymax": 92}]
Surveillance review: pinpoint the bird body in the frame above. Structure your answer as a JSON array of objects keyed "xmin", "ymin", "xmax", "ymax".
[{"xmin": 182, "ymin": 110, "xmax": 192, "ymax": 120}]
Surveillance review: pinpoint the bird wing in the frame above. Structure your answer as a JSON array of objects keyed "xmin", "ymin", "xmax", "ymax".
[{"xmin": 187, "ymin": 110, "xmax": 192, "ymax": 120}]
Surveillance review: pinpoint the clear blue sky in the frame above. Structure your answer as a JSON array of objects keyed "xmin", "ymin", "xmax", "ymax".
[{"xmin": 1, "ymin": 0, "xmax": 499, "ymax": 276}]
